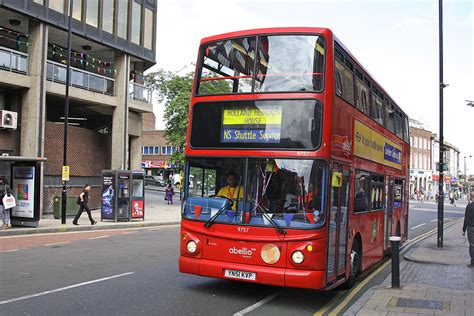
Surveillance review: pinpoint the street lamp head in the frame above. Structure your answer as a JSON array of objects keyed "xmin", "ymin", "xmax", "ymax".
[{"xmin": 466, "ymin": 100, "xmax": 474, "ymax": 107}]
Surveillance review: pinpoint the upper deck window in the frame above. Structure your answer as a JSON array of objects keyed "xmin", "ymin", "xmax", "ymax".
[{"xmin": 196, "ymin": 35, "xmax": 325, "ymax": 95}]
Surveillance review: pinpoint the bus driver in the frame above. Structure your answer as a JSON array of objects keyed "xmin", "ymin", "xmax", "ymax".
[{"xmin": 217, "ymin": 172, "xmax": 244, "ymax": 210}]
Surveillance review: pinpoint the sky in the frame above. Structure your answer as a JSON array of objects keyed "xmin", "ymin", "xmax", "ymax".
[{"xmin": 151, "ymin": 0, "xmax": 474, "ymax": 173}]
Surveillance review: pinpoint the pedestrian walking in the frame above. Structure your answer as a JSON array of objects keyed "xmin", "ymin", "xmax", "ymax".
[
  {"xmin": 165, "ymin": 181, "xmax": 174, "ymax": 205},
  {"xmin": 449, "ymin": 190, "xmax": 456, "ymax": 206},
  {"xmin": 0, "ymin": 176, "xmax": 13, "ymax": 229},
  {"xmin": 462, "ymin": 192, "xmax": 474, "ymax": 267},
  {"xmin": 72, "ymin": 184, "xmax": 97, "ymax": 226}
]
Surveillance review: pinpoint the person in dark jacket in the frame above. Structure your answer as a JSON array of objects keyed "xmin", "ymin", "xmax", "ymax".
[
  {"xmin": 73, "ymin": 184, "xmax": 97, "ymax": 226},
  {"xmin": 0, "ymin": 176, "xmax": 13, "ymax": 229},
  {"xmin": 462, "ymin": 192, "xmax": 474, "ymax": 267}
]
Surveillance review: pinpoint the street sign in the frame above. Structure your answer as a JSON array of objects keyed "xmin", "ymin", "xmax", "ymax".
[{"xmin": 62, "ymin": 165, "xmax": 70, "ymax": 181}]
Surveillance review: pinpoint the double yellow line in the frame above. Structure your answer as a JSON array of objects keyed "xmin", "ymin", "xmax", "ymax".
[{"xmin": 314, "ymin": 218, "xmax": 463, "ymax": 316}]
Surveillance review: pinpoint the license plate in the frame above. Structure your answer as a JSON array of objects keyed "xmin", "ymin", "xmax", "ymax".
[{"xmin": 224, "ymin": 269, "xmax": 256, "ymax": 281}]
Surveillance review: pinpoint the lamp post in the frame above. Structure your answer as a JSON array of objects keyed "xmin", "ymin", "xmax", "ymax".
[
  {"xmin": 466, "ymin": 100, "xmax": 474, "ymax": 107},
  {"xmin": 437, "ymin": 0, "xmax": 446, "ymax": 248},
  {"xmin": 61, "ymin": 0, "xmax": 74, "ymax": 224}
]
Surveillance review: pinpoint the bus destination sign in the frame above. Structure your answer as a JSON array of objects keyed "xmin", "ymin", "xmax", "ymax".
[{"xmin": 221, "ymin": 106, "xmax": 283, "ymax": 144}]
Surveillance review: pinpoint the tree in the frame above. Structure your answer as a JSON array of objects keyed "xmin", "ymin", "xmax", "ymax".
[{"xmin": 146, "ymin": 67, "xmax": 230, "ymax": 168}]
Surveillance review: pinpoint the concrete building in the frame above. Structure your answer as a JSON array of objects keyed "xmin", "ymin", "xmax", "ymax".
[
  {"xmin": 0, "ymin": 0, "xmax": 156, "ymax": 213},
  {"xmin": 409, "ymin": 119, "xmax": 432, "ymax": 195},
  {"xmin": 141, "ymin": 112, "xmax": 178, "ymax": 179},
  {"xmin": 431, "ymin": 134, "xmax": 461, "ymax": 194}
]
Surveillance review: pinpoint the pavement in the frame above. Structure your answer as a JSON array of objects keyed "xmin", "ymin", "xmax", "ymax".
[
  {"xmin": 345, "ymin": 220, "xmax": 473, "ymax": 316},
  {"xmin": 0, "ymin": 193, "xmax": 182, "ymax": 237}
]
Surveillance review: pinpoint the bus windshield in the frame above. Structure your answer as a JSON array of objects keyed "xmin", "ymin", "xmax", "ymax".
[
  {"xmin": 183, "ymin": 158, "xmax": 327, "ymax": 229},
  {"xmin": 196, "ymin": 35, "xmax": 326, "ymax": 95}
]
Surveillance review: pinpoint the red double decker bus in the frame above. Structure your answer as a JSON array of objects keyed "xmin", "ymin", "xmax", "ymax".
[{"xmin": 179, "ymin": 27, "xmax": 409, "ymax": 290}]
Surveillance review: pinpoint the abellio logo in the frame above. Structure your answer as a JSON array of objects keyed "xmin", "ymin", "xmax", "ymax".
[{"xmin": 228, "ymin": 246, "xmax": 256, "ymax": 257}]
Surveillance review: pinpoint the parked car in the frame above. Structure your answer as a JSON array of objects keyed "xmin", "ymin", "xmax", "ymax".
[{"xmin": 145, "ymin": 175, "xmax": 165, "ymax": 187}]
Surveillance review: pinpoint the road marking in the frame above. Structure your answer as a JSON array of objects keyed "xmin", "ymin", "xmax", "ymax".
[
  {"xmin": 233, "ymin": 292, "xmax": 279, "ymax": 316},
  {"xmin": 410, "ymin": 223, "xmax": 426, "ymax": 230},
  {"xmin": 121, "ymin": 231, "xmax": 136, "ymax": 235},
  {"xmin": 412, "ymin": 208, "xmax": 464, "ymax": 215},
  {"xmin": 44, "ymin": 241, "xmax": 70, "ymax": 247},
  {"xmin": 0, "ymin": 272, "xmax": 134, "ymax": 305},
  {"xmin": 0, "ymin": 248, "xmax": 19, "ymax": 253},
  {"xmin": 88, "ymin": 235, "xmax": 109, "ymax": 240},
  {"xmin": 430, "ymin": 219, "xmax": 437, "ymax": 222}
]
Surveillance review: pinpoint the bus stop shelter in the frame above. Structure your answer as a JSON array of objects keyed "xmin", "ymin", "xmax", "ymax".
[{"xmin": 0, "ymin": 156, "xmax": 46, "ymax": 227}]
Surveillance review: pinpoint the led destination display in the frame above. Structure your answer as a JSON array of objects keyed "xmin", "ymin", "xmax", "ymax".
[{"xmin": 221, "ymin": 106, "xmax": 282, "ymax": 144}]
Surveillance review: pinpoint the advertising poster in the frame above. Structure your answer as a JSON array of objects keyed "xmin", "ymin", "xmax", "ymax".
[
  {"xmin": 101, "ymin": 173, "xmax": 115, "ymax": 219},
  {"xmin": 221, "ymin": 106, "xmax": 283, "ymax": 144},
  {"xmin": 11, "ymin": 166, "xmax": 35, "ymax": 219},
  {"xmin": 353, "ymin": 120, "xmax": 402, "ymax": 170},
  {"xmin": 131, "ymin": 200, "xmax": 144, "ymax": 218}
]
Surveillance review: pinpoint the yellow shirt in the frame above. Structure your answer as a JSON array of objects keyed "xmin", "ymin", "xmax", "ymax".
[{"xmin": 217, "ymin": 185, "xmax": 244, "ymax": 201}]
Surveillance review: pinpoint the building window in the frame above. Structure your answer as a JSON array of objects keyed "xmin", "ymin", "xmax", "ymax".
[
  {"xmin": 410, "ymin": 136, "xmax": 413, "ymax": 145},
  {"xmin": 131, "ymin": 1, "xmax": 142, "ymax": 44},
  {"xmin": 418, "ymin": 153, "xmax": 422, "ymax": 169},
  {"xmin": 161, "ymin": 146, "xmax": 178, "ymax": 155},
  {"xmin": 154, "ymin": 146, "xmax": 160, "ymax": 154},
  {"xmin": 414, "ymin": 154, "xmax": 418, "ymax": 169},
  {"xmin": 117, "ymin": 0, "xmax": 129, "ymax": 39},
  {"xmin": 144, "ymin": 8, "xmax": 154, "ymax": 50},
  {"xmin": 73, "ymin": 0, "xmax": 82, "ymax": 20},
  {"xmin": 86, "ymin": 0, "xmax": 99, "ymax": 27},
  {"xmin": 33, "ymin": 0, "xmax": 44, "ymax": 5},
  {"xmin": 143, "ymin": 147, "xmax": 149, "ymax": 155},
  {"xmin": 102, "ymin": 0, "xmax": 115, "ymax": 34},
  {"xmin": 354, "ymin": 170, "xmax": 370, "ymax": 213},
  {"xmin": 49, "ymin": 0, "xmax": 65, "ymax": 13}
]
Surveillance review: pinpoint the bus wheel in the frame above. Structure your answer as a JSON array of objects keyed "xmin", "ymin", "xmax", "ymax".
[{"xmin": 345, "ymin": 242, "xmax": 361, "ymax": 288}]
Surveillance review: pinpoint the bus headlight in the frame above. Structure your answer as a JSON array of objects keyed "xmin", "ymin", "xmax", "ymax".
[
  {"xmin": 186, "ymin": 241, "xmax": 197, "ymax": 254},
  {"xmin": 261, "ymin": 244, "xmax": 280, "ymax": 264},
  {"xmin": 291, "ymin": 250, "xmax": 305, "ymax": 264}
]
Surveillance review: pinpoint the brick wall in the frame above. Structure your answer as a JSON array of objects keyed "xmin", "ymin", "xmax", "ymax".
[
  {"xmin": 44, "ymin": 122, "xmax": 111, "ymax": 176},
  {"xmin": 142, "ymin": 112, "xmax": 156, "ymax": 131},
  {"xmin": 43, "ymin": 122, "xmax": 111, "ymax": 213}
]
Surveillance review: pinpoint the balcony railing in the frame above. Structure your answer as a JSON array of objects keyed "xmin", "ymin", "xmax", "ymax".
[
  {"xmin": 129, "ymin": 82, "xmax": 152, "ymax": 103},
  {"xmin": 0, "ymin": 47, "xmax": 28, "ymax": 74},
  {"xmin": 46, "ymin": 61, "xmax": 114, "ymax": 95}
]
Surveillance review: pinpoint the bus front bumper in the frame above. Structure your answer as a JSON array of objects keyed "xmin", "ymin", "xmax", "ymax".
[{"xmin": 179, "ymin": 256, "xmax": 326, "ymax": 290}]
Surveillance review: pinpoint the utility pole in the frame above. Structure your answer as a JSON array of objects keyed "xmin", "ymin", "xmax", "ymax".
[
  {"xmin": 437, "ymin": 0, "xmax": 446, "ymax": 248},
  {"xmin": 61, "ymin": 0, "xmax": 74, "ymax": 224}
]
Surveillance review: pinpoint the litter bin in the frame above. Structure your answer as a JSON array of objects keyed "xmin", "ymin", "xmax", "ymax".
[{"xmin": 53, "ymin": 196, "xmax": 79, "ymax": 219}]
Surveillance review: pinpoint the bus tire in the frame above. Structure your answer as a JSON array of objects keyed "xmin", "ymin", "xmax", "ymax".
[{"xmin": 345, "ymin": 239, "xmax": 362, "ymax": 289}]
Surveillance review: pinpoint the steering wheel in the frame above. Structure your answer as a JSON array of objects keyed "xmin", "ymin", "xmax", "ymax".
[{"xmin": 209, "ymin": 195, "xmax": 233, "ymax": 202}]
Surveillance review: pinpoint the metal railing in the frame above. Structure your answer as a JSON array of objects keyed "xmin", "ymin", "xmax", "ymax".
[
  {"xmin": 0, "ymin": 46, "xmax": 28, "ymax": 74},
  {"xmin": 46, "ymin": 60, "xmax": 115, "ymax": 95},
  {"xmin": 129, "ymin": 82, "xmax": 152, "ymax": 103}
]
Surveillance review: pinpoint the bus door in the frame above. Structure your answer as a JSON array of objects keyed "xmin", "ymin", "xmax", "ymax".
[
  {"xmin": 327, "ymin": 164, "xmax": 351, "ymax": 282},
  {"xmin": 383, "ymin": 176, "xmax": 394, "ymax": 250}
]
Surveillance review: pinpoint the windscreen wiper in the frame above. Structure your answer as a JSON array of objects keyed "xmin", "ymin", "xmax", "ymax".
[
  {"xmin": 253, "ymin": 204, "xmax": 286, "ymax": 235},
  {"xmin": 204, "ymin": 205, "xmax": 228, "ymax": 228}
]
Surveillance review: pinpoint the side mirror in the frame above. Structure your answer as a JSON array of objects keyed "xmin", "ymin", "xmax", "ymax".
[{"xmin": 332, "ymin": 172, "xmax": 342, "ymax": 188}]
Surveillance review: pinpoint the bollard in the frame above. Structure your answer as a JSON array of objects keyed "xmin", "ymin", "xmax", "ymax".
[{"xmin": 389, "ymin": 236, "xmax": 401, "ymax": 288}]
